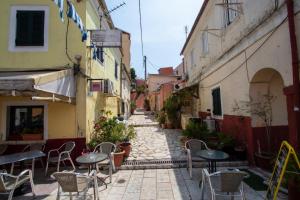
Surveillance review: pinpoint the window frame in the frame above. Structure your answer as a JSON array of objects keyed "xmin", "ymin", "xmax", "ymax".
[
  {"xmin": 211, "ymin": 86, "xmax": 223, "ymax": 118},
  {"xmin": 95, "ymin": 47, "xmax": 105, "ymax": 64},
  {"xmin": 9, "ymin": 5, "xmax": 49, "ymax": 52},
  {"xmin": 115, "ymin": 61, "xmax": 119, "ymax": 79},
  {"xmin": 1, "ymin": 101, "xmax": 48, "ymax": 141},
  {"xmin": 190, "ymin": 49, "xmax": 195, "ymax": 68},
  {"xmin": 202, "ymin": 30, "xmax": 209, "ymax": 54},
  {"xmin": 224, "ymin": 0, "xmax": 239, "ymax": 28}
]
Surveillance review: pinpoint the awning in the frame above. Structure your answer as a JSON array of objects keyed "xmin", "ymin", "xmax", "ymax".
[{"xmin": 0, "ymin": 69, "xmax": 75, "ymax": 98}]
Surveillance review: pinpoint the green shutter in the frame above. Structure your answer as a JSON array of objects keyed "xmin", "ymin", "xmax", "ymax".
[
  {"xmin": 212, "ymin": 88, "xmax": 222, "ymax": 116},
  {"xmin": 15, "ymin": 11, "xmax": 44, "ymax": 46}
]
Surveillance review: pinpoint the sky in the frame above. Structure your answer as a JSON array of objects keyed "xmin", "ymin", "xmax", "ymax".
[{"xmin": 106, "ymin": 0, "xmax": 204, "ymax": 79}]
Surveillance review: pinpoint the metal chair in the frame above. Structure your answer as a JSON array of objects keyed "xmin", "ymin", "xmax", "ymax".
[
  {"xmin": 0, "ymin": 169, "xmax": 35, "ymax": 200},
  {"xmin": 93, "ymin": 142, "xmax": 116, "ymax": 183},
  {"xmin": 45, "ymin": 141, "xmax": 76, "ymax": 175},
  {"xmin": 23, "ymin": 143, "xmax": 45, "ymax": 168},
  {"xmin": 185, "ymin": 139, "xmax": 209, "ymax": 178},
  {"xmin": 52, "ymin": 170, "xmax": 98, "ymax": 200},
  {"xmin": 201, "ymin": 168, "xmax": 248, "ymax": 200}
]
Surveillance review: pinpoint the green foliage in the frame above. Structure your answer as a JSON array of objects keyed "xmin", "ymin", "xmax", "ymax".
[
  {"xmin": 216, "ymin": 132, "xmax": 235, "ymax": 150},
  {"xmin": 130, "ymin": 68, "xmax": 137, "ymax": 83},
  {"xmin": 164, "ymin": 95, "xmax": 181, "ymax": 126},
  {"xmin": 88, "ymin": 111, "xmax": 136, "ymax": 149},
  {"xmin": 136, "ymin": 85, "xmax": 145, "ymax": 96},
  {"xmin": 130, "ymin": 101, "xmax": 136, "ymax": 109},
  {"xmin": 182, "ymin": 121, "xmax": 209, "ymax": 140},
  {"xmin": 157, "ymin": 111, "xmax": 166, "ymax": 125}
]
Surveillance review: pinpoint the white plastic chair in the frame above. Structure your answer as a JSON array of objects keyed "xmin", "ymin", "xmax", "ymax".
[
  {"xmin": 201, "ymin": 168, "xmax": 248, "ymax": 200},
  {"xmin": 45, "ymin": 141, "xmax": 76, "ymax": 175},
  {"xmin": 0, "ymin": 169, "xmax": 35, "ymax": 200},
  {"xmin": 185, "ymin": 139, "xmax": 209, "ymax": 178},
  {"xmin": 93, "ymin": 142, "xmax": 116, "ymax": 183},
  {"xmin": 53, "ymin": 170, "xmax": 99, "ymax": 200}
]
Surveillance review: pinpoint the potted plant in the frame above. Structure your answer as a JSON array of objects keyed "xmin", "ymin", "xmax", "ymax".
[
  {"xmin": 113, "ymin": 146, "xmax": 125, "ymax": 168},
  {"xmin": 119, "ymin": 125, "xmax": 136, "ymax": 157},
  {"xmin": 157, "ymin": 111, "xmax": 166, "ymax": 128},
  {"xmin": 182, "ymin": 120, "xmax": 209, "ymax": 142},
  {"xmin": 233, "ymin": 94, "xmax": 276, "ymax": 170},
  {"xmin": 216, "ymin": 132, "xmax": 235, "ymax": 154},
  {"xmin": 164, "ymin": 96, "xmax": 180, "ymax": 129}
]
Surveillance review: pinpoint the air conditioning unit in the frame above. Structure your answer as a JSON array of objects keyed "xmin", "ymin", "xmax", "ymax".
[{"xmin": 203, "ymin": 119, "xmax": 216, "ymax": 132}]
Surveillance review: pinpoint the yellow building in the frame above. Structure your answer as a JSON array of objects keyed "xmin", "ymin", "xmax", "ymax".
[{"xmin": 0, "ymin": 0, "xmax": 128, "ymax": 150}]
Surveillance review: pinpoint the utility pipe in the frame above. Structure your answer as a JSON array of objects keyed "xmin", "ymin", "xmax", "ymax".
[{"xmin": 286, "ymin": 0, "xmax": 300, "ymax": 149}]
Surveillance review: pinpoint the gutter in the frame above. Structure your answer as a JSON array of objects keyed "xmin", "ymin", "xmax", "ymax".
[{"xmin": 286, "ymin": 0, "xmax": 300, "ymax": 149}]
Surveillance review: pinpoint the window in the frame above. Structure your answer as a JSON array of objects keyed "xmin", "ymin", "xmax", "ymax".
[
  {"xmin": 9, "ymin": 6, "xmax": 49, "ymax": 52},
  {"xmin": 224, "ymin": 0, "xmax": 239, "ymax": 27},
  {"xmin": 6, "ymin": 106, "xmax": 44, "ymax": 140},
  {"xmin": 115, "ymin": 61, "xmax": 119, "ymax": 79},
  {"xmin": 96, "ymin": 47, "xmax": 104, "ymax": 63},
  {"xmin": 202, "ymin": 31, "xmax": 209, "ymax": 54},
  {"xmin": 212, "ymin": 87, "xmax": 222, "ymax": 116},
  {"xmin": 15, "ymin": 11, "xmax": 44, "ymax": 46},
  {"xmin": 190, "ymin": 49, "xmax": 195, "ymax": 68}
]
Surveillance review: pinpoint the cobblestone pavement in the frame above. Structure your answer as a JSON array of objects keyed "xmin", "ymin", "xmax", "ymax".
[
  {"xmin": 14, "ymin": 168, "xmax": 273, "ymax": 200},
  {"xmin": 127, "ymin": 112, "xmax": 186, "ymax": 161}
]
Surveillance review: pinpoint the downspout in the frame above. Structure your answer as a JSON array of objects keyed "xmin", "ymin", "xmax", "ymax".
[{"xmin": 286, "ymin": 0, "xmax": 300, "ymax": 149}]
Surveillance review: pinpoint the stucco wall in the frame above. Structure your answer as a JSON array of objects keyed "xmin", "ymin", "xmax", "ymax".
[{"xmin": 0, "ymin": 96, "xmax": 76, "ymax": 141}]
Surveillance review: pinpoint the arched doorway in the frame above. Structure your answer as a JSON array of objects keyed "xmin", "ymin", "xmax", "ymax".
[{"xmin": 249, "ymin": 68, "xmax": 288, "ymax": 155}]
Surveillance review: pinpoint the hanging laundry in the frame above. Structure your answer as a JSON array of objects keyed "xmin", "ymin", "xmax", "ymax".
[
  {"xmin": 53, "ymin": 0, "xmax": 64, "ymax": 22},
  {"xmin": 67, "ymin": 1, "xmax": 88, "ymax": 42}
]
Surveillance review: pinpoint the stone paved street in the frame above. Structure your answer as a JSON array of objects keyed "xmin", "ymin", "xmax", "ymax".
[
  {"xmin": 15, "ymin": 168, "xmax": 272, "ymax": 200},
  {"xmin": 7, "ymin": 112, "xmax": 287, "ymax": 200},
  {"xmin": 127, "ymin": 111, "xmax": 186, "ymax": 161}
]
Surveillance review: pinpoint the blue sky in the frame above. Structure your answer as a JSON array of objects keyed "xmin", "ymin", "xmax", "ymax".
[{"xmin": 106, "ymin": 0, "xmax": 204, "ymax": 78}]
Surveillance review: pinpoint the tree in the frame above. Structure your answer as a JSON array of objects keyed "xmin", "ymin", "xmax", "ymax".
[{"xmin": 130, "ymin": 68, "xmax": 137, "ymax": 83}]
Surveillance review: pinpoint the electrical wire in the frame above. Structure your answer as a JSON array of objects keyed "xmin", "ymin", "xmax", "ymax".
[
  {"xmin": 138, "ymin": 0, "xmax": 144, "ymax": 59},
  {"xmin": 65, "ymin": 13, "xmax": 75, "ymax": 64},
  {"xmin": 147, "ymin": 58, "xmax": 158, "ymax": 71},
  {"xmin": 199, "ymin": 16, "xmax": 286, "ymax": 89}
]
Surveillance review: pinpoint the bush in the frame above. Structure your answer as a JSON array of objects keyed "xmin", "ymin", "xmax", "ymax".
[
  {"xmin": 88, "ymin": 111, "xmax": 136, "ymax": 149},
  {"xmin": 182, "ymin": 121, "xmax": 210, "ymax": 140},
  {"xmin": 157, "ymin": 111, "xmax": 166, "ymax": 125}
]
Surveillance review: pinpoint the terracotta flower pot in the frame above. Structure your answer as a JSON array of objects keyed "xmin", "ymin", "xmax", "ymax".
[
  {"xmin": 120, "ymin": 142, "xmax": 131, "ymax": 157},
  {"xmin": 113, "ymin": 150, "xmax": 125, "ymax": 168}
]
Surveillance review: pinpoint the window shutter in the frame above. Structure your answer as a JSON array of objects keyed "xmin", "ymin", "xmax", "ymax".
[
  {"xmin": 32, "ymin": 11, "xmax": 45, "ymax": 46},
  {"xmin": 15, "ymin": 11, "xmax": 44, "ymax": 46},
  {"xmin": 115, "ymin": 61, "xmax": 118, "ymax": 79},
  {"xmin": 212, "ymin": 88, "xmax": 222, "ymax": 116}
]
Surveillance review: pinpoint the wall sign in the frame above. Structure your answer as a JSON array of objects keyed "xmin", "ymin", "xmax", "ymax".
[{"xmin": 90, "ymin": 29, "xmax": 121, "ymax": 47}]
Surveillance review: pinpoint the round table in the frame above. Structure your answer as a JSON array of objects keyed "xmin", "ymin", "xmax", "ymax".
[
  {"xmin": 196, "ymin": 150, "xmax": 229, "ymax": 173},
  {"xmin": 76, "ymin": 152, "xmax": 108, "ymax": 192},
  {"xmin": 76, "ymin": 152, "xmax": 107, "ymax": 173}
]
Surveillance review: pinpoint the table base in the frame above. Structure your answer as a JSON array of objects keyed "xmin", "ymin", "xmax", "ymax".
[{"xmin": 208, "ymin": 161, "xmax": 217, "ymax": 173}]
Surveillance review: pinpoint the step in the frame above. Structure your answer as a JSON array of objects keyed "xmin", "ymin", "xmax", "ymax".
[{"xmin": 118, "ymin": 159, "xmax": 248, "ymax": 170}]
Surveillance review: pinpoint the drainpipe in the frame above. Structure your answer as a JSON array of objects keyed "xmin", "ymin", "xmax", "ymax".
[{"xmin": 286, "ymin": 0, "xmax": 300, "ymax": 149}]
